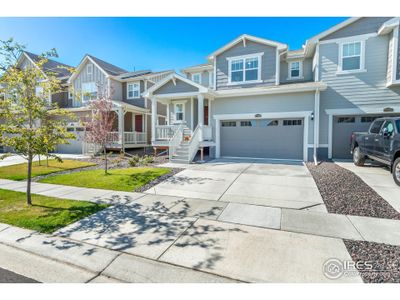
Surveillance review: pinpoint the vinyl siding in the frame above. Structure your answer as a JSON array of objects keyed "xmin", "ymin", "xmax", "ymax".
[
  {"xmin": 185, "ymin": 71, "xmax": 211, "ymax": 87},
  {"xmin": 153, "ymin": 79, "xmax": 198, "ymax": 94},
  {"xmin": 122, "ymin": 80, "xmax": 145, "ymax": 108},
  {"xmin": 321, "ymin": 17, "xmax": 392, "ymax": 41},
  {"xmin": 215, "ymin": 40, "xmax": 276, "ymax": 90},
  {"xmin": 318, "ymin": 34, "xmax": 400, "ymax": 145},
  {"xmin": 280, "ymin": 58, "xmax": 313, "ymax": 84},
  {"xmin": 72, "ymin": 60, "xmax": 106, "ymax": 106},
  {"xmin": 110, "ymin": 78, "xmax": 123, "ymax": 101}
]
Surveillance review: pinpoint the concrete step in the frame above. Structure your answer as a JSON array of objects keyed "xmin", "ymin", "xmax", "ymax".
[{"xmin": 170, "ymin": 158, "xmax": 190, "ymax": 164}]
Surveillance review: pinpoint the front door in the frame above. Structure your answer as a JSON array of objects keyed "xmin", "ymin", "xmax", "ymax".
[
  {"xmin": 204, "ymin": 106, "xmax": 209, "ymax": 125},
  {"xmin": 135, "ymin": 115, "xmax": 143, "ymax": 132}
]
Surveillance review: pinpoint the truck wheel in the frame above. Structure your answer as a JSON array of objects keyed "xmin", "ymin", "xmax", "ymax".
[
  {"xmin": 392, "ymin": 158, "xmax": 400, "ymax": 187},
  {"xmin": 353, "ymin": 147, "xmax": 365, "ymax": 166}
]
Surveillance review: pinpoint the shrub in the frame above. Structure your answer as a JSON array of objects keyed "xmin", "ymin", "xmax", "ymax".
[
  {"xmin": 128, "ymin": 155, "xmax": 140, "ymax": 167},
  {"xmin": 140, "ymin": 155, "xmax": 154, "ymax": 166}
]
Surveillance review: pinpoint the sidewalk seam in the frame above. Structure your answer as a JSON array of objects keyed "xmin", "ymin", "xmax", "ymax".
[
  {"xmin": 216, "ymin": 163, "xmax": 253, "ymax": 202},
  {"xmin": 345, "ymin": 215, "xmax": 367, "ymax": 241},
  {"xmin": 85, "ymin": 252, "xmax": 123, "ymax": 283}
]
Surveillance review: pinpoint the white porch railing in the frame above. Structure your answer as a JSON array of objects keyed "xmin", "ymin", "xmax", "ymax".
[
  {"xmin": 124, "ymin": 131, "xmax": 147, "ymax": 144},
  {"xmin": 188, "ymin": 125, "xmax": 202, "ymax": 162},
  {"xmin": 201, "ymin": 125, "xmax": 212, "ymax": 141},
  {"xmin": 169, "ymin": 124, "xmax": 184, "ymax": 160},
  {"xmin": 106, "ymin": 131, "xmax": 146, "ymax": 144},
  {"xmin": 155, "ymin": 125, "xmax": 180, "ymax": 140}
]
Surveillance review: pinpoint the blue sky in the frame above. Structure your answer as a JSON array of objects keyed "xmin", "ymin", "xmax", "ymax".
[{"xmin": 0, "ymin": 17, "xmax": 347, "ymax": 72}]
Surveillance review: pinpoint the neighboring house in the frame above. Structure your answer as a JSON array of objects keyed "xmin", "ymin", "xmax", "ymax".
[
  {"xmin": 144, "ymin": 17, "xmax": 400, "ymax": 163},
  {"xmin": 59, "ymin": 54, "xmax": 172, "ymax": 154}
]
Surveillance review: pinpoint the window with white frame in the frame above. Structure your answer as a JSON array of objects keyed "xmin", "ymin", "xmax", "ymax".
[
  {"xmin": 35, "ymin": 86, "xmax": 44, "ymax": 97},
  {"xmin": 127, "ymin": 82, "xmax": 140, "ymax": 99},
  {"xmin": 192, "ymin": 73, "xmax": 201, "ymax": 84},
  {"xmin": 87, "ymin": 63, "xmax": 93, "ymax": 76},
  {"xmin": 228, "ymin": 54, "xmax": 262, "ymax": 84},
  {"xmin": 81, "ymin": 82, "xmax": 97, "ymax": 102},
  {"xmin": 340, "ymin": 41, "xmax": 364, "ymax": 71},
  {"xmin": 174, "ymin": 103, "xmax": 184, "ymax": 122},
  {"xmin": 289, "ymin": 61, "xmax": 302, "ymax": 79}
]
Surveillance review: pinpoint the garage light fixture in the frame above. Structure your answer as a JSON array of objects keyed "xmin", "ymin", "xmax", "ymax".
[{"xmin": 311, "ymin": 112, "xmax": 314, "ymax": 121}]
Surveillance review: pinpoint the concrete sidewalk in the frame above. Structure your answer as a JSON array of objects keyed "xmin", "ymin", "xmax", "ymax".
[{"xmin": 0, "ymin": 154, "xmax": 90, "ymax": 167}]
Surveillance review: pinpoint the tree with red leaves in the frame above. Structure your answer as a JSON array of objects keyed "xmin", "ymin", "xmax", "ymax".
[{"xmin": 83, "ymin": 86, "xmax": 116, "ymax": 174}]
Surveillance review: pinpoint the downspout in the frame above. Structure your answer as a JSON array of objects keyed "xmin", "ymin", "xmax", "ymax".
[{"xmin": 313, "ymin": 89, "xmax": 320, "ymax": 165}]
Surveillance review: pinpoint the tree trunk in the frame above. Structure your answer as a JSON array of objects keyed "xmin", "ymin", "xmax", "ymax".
[
  {"xmin": 38, "ymin": 155, "xmax": 41, "ymax": 166},
  {"xmin": 46, "ymin": 151, "xmax": 49, "ymax": 167},
  {"xmin": 104, "ymin": 147, "xmax": 108, "ymax": 174},
  {"xmin": 27, "ymin": 154, "xmax": 33, "ymax": 206}
]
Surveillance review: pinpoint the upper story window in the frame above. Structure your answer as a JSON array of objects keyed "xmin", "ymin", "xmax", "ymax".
[
  {"xmin": 81, "ymin": 82, "xmax": 97, "ymax": 103},
  {"xmin": 127, "ymin": 82, "xmax": 140, "ymax": 99},
  {"xmin": 227, "ymin": 53, "xmax": 263, "ymax": 85},
  {"xmin": 87, "ymin": 63, "xmax": 93, "ymax": 76},
  {"xmin": 192, "ymin": 73, "xmax": 201, "ymax": 84},
  {"xmin": 338, "ymin": 41, "xmax": 365, "ymax": 73},
  {"xmin": 289, "ymin": 61, "xmax": 302, "ymax": 79}
]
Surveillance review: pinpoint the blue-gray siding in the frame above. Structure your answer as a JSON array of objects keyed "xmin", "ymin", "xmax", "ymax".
[
  {"xmin": 321, "ymin": 17, "xmax": 392, "ymax": 41},
  {"xmin": 215, "ymin": 40, "xmax": 277, "ymax": 90},
  {"xmin": 280, "ymin": 58, "xmax": 313, "ymax": 84},
  {"xmin": 153, "ymin": 79, "xmax": 199, "ymax": 95}
]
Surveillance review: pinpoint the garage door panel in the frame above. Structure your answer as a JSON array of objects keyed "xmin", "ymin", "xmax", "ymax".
[
  {"xmin": 221, "ymin": 119, "xmax": 304, "ymax": 159},
  {"xmin": 332, "ymin": 115, "xmax": 380, "ymax": 159}
]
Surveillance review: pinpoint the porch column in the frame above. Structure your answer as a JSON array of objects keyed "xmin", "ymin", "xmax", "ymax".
[
  {"xmin": 313, "ymin": 89, "xmax": 320, "ymax": 164},
  {"xmin": 198, "ymin": 94, "xmax": 204, "ymax": 141},
  {"xmin": 166, "ymin": 102, "xmax": 170, "ymax": 125},
  {"xmin": 117, "ymin": 107, "xmax": 125, "ymax": 152},
  {"xmin": 151, "ymin": 97, "xmax": 157, "ymax": 142}
]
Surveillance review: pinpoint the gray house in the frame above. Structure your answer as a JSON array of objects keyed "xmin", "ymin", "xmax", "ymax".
[
  {"xmin": 60, "ymin": 54, "xmax": 172, "ymax": 154},
  {"xmin": 144, "ymin": 17, "xmax": 400, "ymax": 163}
]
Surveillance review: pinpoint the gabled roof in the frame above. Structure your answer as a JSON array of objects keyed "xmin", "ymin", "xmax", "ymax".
[
  {"xmin": 86, "ymin": 54, "xmax": 128, "ymax": 76},
  {"xmin": 143, "ymin": 73, "xmax": 210, "ymax": 98},
  {"xmin": 207, "ymin": 34, "xmax": 287, "ymax": 60},
  {"xmin": 22, "ymin": 51, "xmax": 73, "ymax": 78},
  {"xmin": 181, "ymin": 63, "xmax": 213, "ymax": 74}
]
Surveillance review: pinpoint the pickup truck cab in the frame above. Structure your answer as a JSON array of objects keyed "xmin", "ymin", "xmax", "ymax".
[{"xmin": 350, "ymin": 117, "xmax": 400, "ymax": 186}]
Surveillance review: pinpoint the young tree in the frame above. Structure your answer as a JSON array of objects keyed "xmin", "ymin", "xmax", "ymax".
[
  {"xmin": 83, "ymin": 87, "xmax": 116, "ymax": 174},
  {"xmin": 0, "ymin": 38, "xmax": 75, "ymax": 205}
]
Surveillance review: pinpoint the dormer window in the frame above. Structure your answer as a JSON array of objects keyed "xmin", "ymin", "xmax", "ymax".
[
  {"xmin": 227, "ymin": 53, "xmax": 263, "ymax": 85},
  {"xmin": 289, "ymin": 61, "xmax": 302, "ymax": 79},
  {"xmin": 192, "ymin": 73, "xmax": 201, "ymax": 84},
  {"xmin": 127, "ymin": 82, "xmax": 140, "ymax": 99},
  {"xmin": 87, "ymin": 63, "xmax": 93, "ymax": 76}
]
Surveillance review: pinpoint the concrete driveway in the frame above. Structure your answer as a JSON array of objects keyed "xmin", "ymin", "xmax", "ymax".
[
  {"xmin": 335, "ymin": 160, "xmax": 400, "ymax": 213},
  {"xmin": 145, "ymin": 158, "xmax": 326, "ymax": 211}
]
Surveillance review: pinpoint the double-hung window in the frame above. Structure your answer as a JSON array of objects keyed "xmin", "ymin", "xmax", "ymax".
[
  {"xmin": 127, "ymin": 82, "xmax": 140, "ymax": 99},
  {"xmin": 228, "ymin": 53, "xmax": 262, "ymax": 84},
  {"xmin": 174, "ymin": 103, "xmax": 184, "ymax": 122},
  {"xmin": 339, "ymin": 41, "xmax": 365, "ymax": 72},
  {"xmin": 289, "ymin": 61, "xmax": 302, "ymax": 79},
  {"xmin": 81, "ymin": 82, "xmax": 97, "ymax": 103},
  {"xmin": 192, "ymin": 73, "xmax": 201, "ymax": 84}
]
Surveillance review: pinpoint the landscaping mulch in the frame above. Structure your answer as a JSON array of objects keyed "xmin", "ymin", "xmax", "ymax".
[
  {"xmin": 134, "ymin": 167, "xmax": 184, "ymax": 193},
  {"xmin": 344, "ymin": 239, "xmax": 400, "ymax": 283},
  {"xmin": 306, "ymin": 162, "xmax": 400, "ymax": 220}
]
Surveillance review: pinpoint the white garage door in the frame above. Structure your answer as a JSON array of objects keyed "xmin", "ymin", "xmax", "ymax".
[
  {"xmin": 220, "ymin": 118, "xmax": 304, "ymax": 160},
  {"xmin": 56, "ymin": 128, "xmax": 84, "ymax": 154}
]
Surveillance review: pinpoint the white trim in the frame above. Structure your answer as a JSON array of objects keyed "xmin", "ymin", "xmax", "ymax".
[
  {"xmin": 227, "ymin": 53, "xmax": 264, "ymax": 85},
  {"xmin": 288, "ymin": 60, "xmax": 304, "ymax": 80},
  {"xmin": 174, "ymin": 102, "xmax": 185, "ymax": 124},
  {"xmin": 213, "ymin": 59, "xmax": 217, "ymax": 90},
  {"xmin": 181, "ymin": 64, "xmax": 213, "ymax": 74},
  {"xmin": 191, "ymin": 73, "xmax": 202, "ymax": 85},
  {"xmin": 214, "ymin": 111, "xmax": 312, "ymax": 161},
  {"xmin": 127, "ymin": 82, "xmax": 140, "ymax": 99},
  {"xmin": 190, "ymin": 97, "xmax": 194, "ymax": 130},
  {"xmin": 337, "ymin": 40, "xmax": 366, "ymax": 74},
  {"xmin": 378, "ymin": 18, "xmax": 400, "ymax": 35},
  {"xmin": 319, "ymin": 32, "xmax": 377, "ymax": 45},
  {"xmin": 328, "ymin": 114, "xmax": 333, "ymax": 159},
  {"xmin": 143, "ymin": 73, "xmax": 209, "ymax": 98},
  {"xmin": 313, "ymin": 90, "xmax": 320, "ymax": 164},
  {"xmin": 208, "ymin": 70, "xmax": 214, "ymax": 88},
  {"xmin": 68, "ymin": 56, "xmax": 109, "ymax": 84},
  {"xmin": 208, "ymin": 34, "xmax": 287, "ymax": 60}
]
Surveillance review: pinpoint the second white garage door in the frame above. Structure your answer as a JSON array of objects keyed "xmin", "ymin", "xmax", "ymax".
[{"xmin": 220, "ymin": 118, "xmax": 304, "ymax": 160}]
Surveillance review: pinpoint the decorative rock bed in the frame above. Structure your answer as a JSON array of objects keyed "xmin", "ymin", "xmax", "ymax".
[{"xmin": 306, "ymin": 162, "xmax": 400, "ymax": 220}]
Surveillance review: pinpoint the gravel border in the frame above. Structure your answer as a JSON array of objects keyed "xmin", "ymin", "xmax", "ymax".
[
  {"xmin": 344, "ymin": 239, "xmax": 400, "ymax": 283},
  {"xmin": 306, "ymin": 162, "xmax": 400, "ymax": 219}
]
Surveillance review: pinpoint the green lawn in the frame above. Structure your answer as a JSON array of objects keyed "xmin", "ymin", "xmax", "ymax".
[
  {"xmin": 0, "ymin": 159, "xmax": 96, "ymax": 181},
  {"xmin": 0, "ymin": 189, "xmax": 108, "ymax": 233},
  {"xmin": 39, "ymin": 167, "xmax": 171, "ymax": 192}
]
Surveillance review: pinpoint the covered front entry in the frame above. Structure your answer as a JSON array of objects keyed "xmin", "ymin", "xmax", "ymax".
[{"xmin": 220, "ymin": 118, "xmax": 304, "ymax": 160}]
